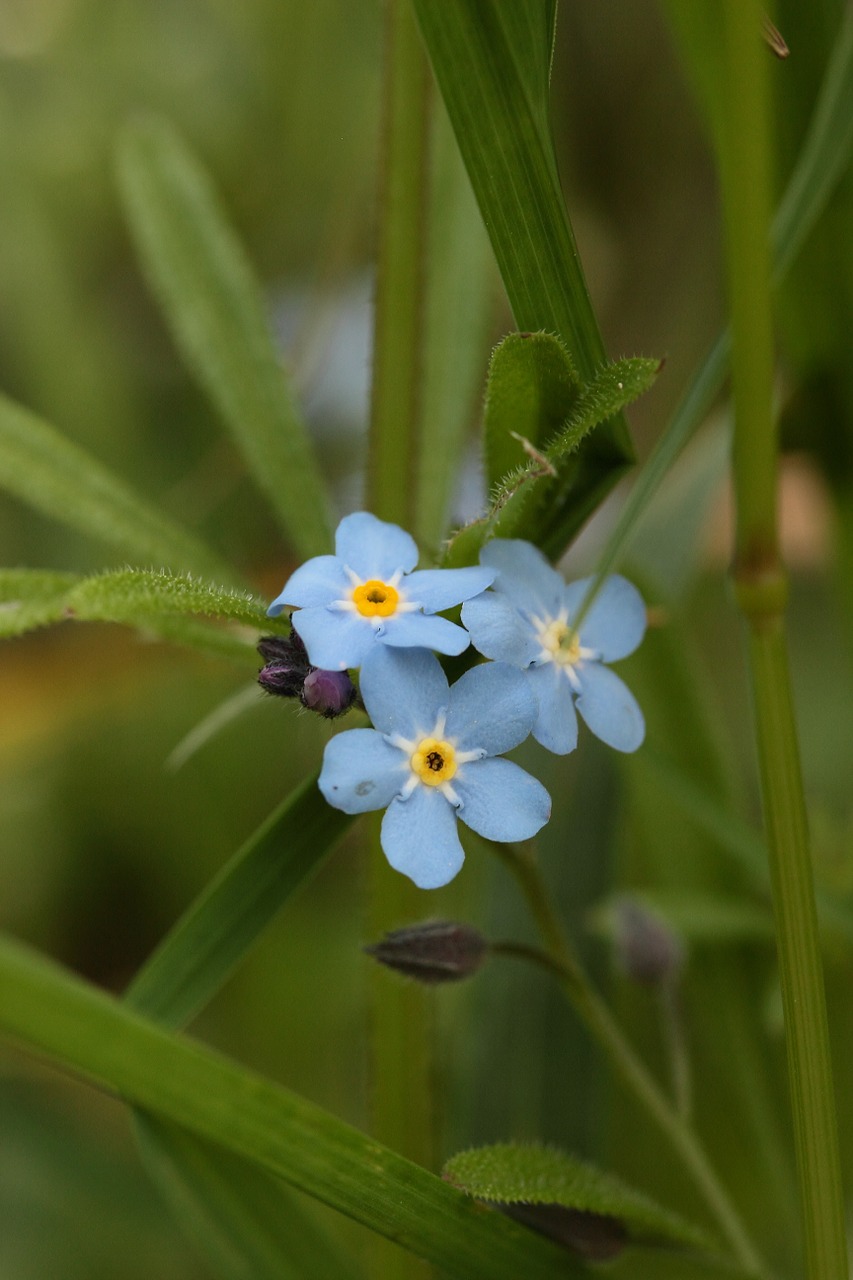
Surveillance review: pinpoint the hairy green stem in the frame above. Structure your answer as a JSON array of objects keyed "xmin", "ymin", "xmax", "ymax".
[
  {"xmin": 492, "ymin": 842, "xmax": 770, "ymax": 1278},
  {"xmin": 718, "ymin": 3, "xmax": 848, "ymax": 1274}
]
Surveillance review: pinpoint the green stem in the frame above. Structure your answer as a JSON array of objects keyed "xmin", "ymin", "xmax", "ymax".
[
  {"xmin": 366, "ymin": 0, "xmax": 430, "ymax": 525},
  {"xmin": 717, "ymin": 3, "xmax": 849, "ymax": 1275},
  {"xmin": 366, "ymin": 7, "xmax": 434, "ymax": 1276},
  {"xmin": 492, "ymin": 842, "xmax": 770, "ymax": 1279}
]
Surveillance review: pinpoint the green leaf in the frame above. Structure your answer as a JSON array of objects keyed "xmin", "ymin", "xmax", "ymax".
[
  {"xmin": 0, "ymin": 569, "xmax": 80, "ymax": 639},
  {"xmin": 0, "ymin": 393, "xmax": 231, "ymax": 582},
  {"xmin": 64, "ymin": 568, "xmax": 273, "ymax": 631},
  {"xmin": 136, "ymin": 1115, "xmax": 361, "ymax": 1280},
  {"xmin": 443, "ymin": 1143, "xmax": 713, "ymax": 1252},
  {"xmin": 0, "ymin": 567, "xmax": 267, "ymax": 660},
  {"xmin": 413, "ymin": 0, "xmax": 635, "ymax": 545},
  {"xmin": 124, "ymin": 774, "xmax": 353, "ymax": 1028},
  {"xmin": 0, "ymin": 932, "xmax": 583, "ymax": 1280},
  {"xmin": 444, "ymin": 353, "xmax": 659, "ymax": 565},
  {"xmin": 482, "ymin": 332, "xmax": 580, "ymax": 492},
  {"xmin": 118, "ymin": 115, "xmax": 332, "ymax": 561}
]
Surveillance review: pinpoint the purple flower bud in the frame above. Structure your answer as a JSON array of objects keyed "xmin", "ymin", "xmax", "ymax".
[
  {"xmin": 365, "ymin": 920, "xmax": 489, "ymax": 984},
  {"xmin": 257, "ymin": 632, "xmax": 311, "ymax": 699},
  {"xmin": 613, "ymin": 898, "xmax": 684, "ymax": 987},
  {"xmin": 301, "ymin": 667, "xmax": 357, "ymax": 718},
  {"xmin": 257, "ymin": 631, "xmax": 356, "ymax": 718}
]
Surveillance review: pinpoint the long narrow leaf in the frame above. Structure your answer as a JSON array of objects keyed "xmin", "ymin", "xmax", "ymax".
[
  {"xmin": 0, "ymin": 933, "xmax": 582, "ymax": 1280},
  {"xmin": 124, "ymin": 775, "xmax": 352, "ymax": 1028},
  {"xmin": 118, "ymin": 116, "xmax": 333, "ymax": 560},
  {"xmin": 0, "ymin": 569, "xmax": 80, "ymax": 638},
  {"xmin": 65, "ymin": 569, "xmax": 273, "ymax": 631},
  {"xmin": 0, "ymin": 393, "xmax": 231, "ymax": 582},
  {"xmin": 414, "ymin": 0, "xmax": 635, "ymax": 544}
]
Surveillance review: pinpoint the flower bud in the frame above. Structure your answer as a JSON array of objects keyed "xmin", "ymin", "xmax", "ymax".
[
  {"xmin": 365, "ymin": 920, "xmax": 488, "ymax": 984},
  {"xmin": 613, "ymin": 898, "xmax": 684, "ymax": 987},
  {"xmin": 301, "ymin": 667, "xmax": 357, "ymax": 718},
  {"xmin": 257, "ymin": 631, "xmax": 356, "ymax": 718}
]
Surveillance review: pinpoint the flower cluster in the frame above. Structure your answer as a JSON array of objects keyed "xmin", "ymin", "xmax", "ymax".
[{"xmin": 267, "ymin": 513, "xmax": 646, "ymax": 888}]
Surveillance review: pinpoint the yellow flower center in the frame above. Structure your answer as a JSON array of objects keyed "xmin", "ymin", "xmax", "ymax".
[
  {"xmin": 352, "ymin": 578, "xmax": 400, "ymax": 618},
  {"xmin": 410, "ymin": 737, "xmax": 457, "ymax": 787},
  {"xmin": 539, "ymin": 619, "xmax": 581, "ymax": 666}
]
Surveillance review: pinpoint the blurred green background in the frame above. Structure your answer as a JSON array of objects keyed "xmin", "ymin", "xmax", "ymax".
[{"xmin": 2, "ymin": 2, "xmax": 852, "ymax": 1276}]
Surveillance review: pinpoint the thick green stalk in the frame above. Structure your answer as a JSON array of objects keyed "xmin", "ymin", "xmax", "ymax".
[
  {"xmin": 366, "ymin": 7, "xmax": 435, "ymax": 1277},
  {"xmin": 366, "ymin": 0, "xmax": 429, "ymax": 525},
  {"xmin": 493, "ymin": 843, "xmax": 769, "ymax": 1278},
  {"xmin": 718, "ymin": 2, "xmax": 848, "ymax": 1274}
]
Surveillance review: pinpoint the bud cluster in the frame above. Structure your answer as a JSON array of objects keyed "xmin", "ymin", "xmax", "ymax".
[{"xmin": 257, "ymin": 631, "xmax": 357, "ymax": 719}]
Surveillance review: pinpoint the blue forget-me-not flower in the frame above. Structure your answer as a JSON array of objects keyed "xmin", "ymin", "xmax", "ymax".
[
  {"xmin": 461, "ymin": 540, "xmax": 646, "ymax": 755},
  {"xmin": 268, "ymin": 512, "xmax": 495, "ymax": 670},
  {"xmin": 318, "ymin": 646, "xmax": 551, "ymax": 888}
]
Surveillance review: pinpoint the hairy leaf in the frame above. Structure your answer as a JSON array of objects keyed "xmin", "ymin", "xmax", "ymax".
[{"xmin": 444, "ymin": 1143, "xmax": 713, "ymax": 1252}]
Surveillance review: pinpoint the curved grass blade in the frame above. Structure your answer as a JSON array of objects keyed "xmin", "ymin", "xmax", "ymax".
[
  {"xmin": 0, "ymin": 393, "xmax": 232, "ymax": 582},
  {"xmin": 136, "ymin": 1115, "xmax": 362, "ymax": 1280},
  {"xmin": 124, "ymin": 774, "xmax": 352, "ymax": 1028},
  {"xmin": 118, "ymin": 116, "xmax": 332, "ymax": 561},
  {"xmin": 0, "ymin": 932, "xmax": 583, "ymax": 1280}
]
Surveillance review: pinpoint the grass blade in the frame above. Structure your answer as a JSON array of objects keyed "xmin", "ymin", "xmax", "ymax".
[
  {"xmin": 124, "ymin": 775, "xmax": 352, "ymax": 1028},
  {"xmin": 413, "ymin": 0, "xmax": 635, "ymax": 544},
  {"xmin": 118, "ymin": 115, "xmax": 333, "ymax": 560},
  {"xmin": 136, "ymin": 1115, "xmax": 361, "ymax": 1280},
  {"xmin": 0, "ymin": 932, "xmax": 583, "ymax": 1280},
  {"xmin": 0, "ymin": 393, "xmax": 231, "ymax": 581}
]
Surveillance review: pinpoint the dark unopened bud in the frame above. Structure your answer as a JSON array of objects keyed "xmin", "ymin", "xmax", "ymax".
[
  {"xmin": 365, "ymin": 920, "xmax": 488, "ymax": 984},
  {"xmin": 500, "ymin": 1204, "xmax": 627, "ymax": 1262},
  {"xmin": 301, "ymin": 666, "xmax": 357, "ymax": 717},
  {"xmin": 257, "ymin": 631, "xmax": 310, "ymax": 696},
  {"xmin": 613, "ymin": 898, "xmax": 684, "ymax": 986},
  {"xmin": 257, "ymin": 631, "xmax": 356, "ymax": 718}
]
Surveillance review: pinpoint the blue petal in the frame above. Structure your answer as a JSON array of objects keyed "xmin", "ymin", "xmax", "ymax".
[
  {"xmin": 461, "ymin": 592, "xmax": 540, "ymax": 666},
  {"xmin": 380, "ymin": 612, "xmax": 470, "ymax": 656},
  {"xmin": 381, "ymin": 786, "xmax": 465, "ymax": 889},
  {"xmin": 292, "ymin": 607, "xmax": 373, "ymax": 670},
  {"xmin": 455, "ymin": 758, "xmax": 551, "ymax": 841},
  {"xmin": 267, "ymin": 555, "xmax": 350, "ymax": 615},
  {"xmin": 569, "ymin": 575, "xmax": 646, "ymax": 661},
  {"xmin": 480, "ymin": 539, "xmax": 565, "ymax": 617},
  {"xmin": 404, "ymin": 566, "xmax": 495, "ymax": 613},
  {"xmin": 526, "ymin": 662, "xmax": 578, "ymax": 754},
  {"xmin": 335, "ymin": 512, "xmax": 419, "ymax": 579},
  {"xmin": 360, "ymin": 646, "xmax": 449, "ymax": 738},
  {"xmin": 319, "ymin": 729, "xmax": 408, "ymax": 814},
  {"xmin": 575, "ymin": 661, "xmax": 645, "ymax": 752},
  {"xmin": 445, "ymin": 661, "xmax": 536, "ymax": 756}
]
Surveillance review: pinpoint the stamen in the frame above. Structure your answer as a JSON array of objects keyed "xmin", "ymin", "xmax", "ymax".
[
  {"xmin": 352, "ymin": 579, "xmax": 400, "ymax": 618},
  {"xmin": 410, "ymin": 736, "xmax": 457, "ymax": 787}
]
